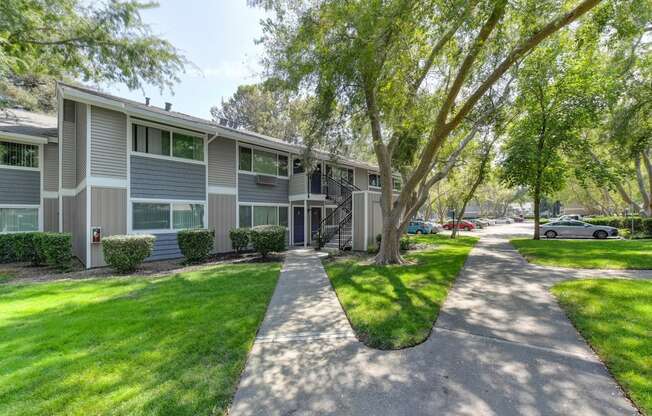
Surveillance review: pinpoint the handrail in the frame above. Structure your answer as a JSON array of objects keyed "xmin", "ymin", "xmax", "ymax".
[{"xmin": 312, "ymin": 173, "xmax": 358, "ymax": 250}]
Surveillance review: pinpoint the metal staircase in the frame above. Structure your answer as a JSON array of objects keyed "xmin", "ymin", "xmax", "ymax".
[{"xmin": 313, "ymin": 174, "xmax": 359, "ymax": 250}]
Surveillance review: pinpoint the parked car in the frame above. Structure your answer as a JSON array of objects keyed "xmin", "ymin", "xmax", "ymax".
[
  {"xmin": 474, "ymin": 218, "xmax": 491, "ymax": 228},
  {"xmin": 479, "ymin": 217, "xmax": 496, "ymax": 225},
  {"xmin": 540, "ymin": 220, "xmax": 618, "ymax": 239},
  {"xmin": 443, "ymin": 220, "xmax": 476, "ymax": 231},
  {"xmin": 427, "ymin": 222, "xmax": 444, "ymax": 234},
  {"xmin": 494, "ymin": 217, "xmax": 514, "ymax": 224},
  {"xmin": 512, "ymin": 216, "xmax": 524, "ymax": 223},
  {"xmin": 407, "ymin": 220, "xmax": 433, "ymax": 234}
]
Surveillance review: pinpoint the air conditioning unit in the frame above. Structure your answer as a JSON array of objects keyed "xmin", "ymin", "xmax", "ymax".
[{"xmin": 256, "ymin": 175, "xmax": 277, "ymax": 186}]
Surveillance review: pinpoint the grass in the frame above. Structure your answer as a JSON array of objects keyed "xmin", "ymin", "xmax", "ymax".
[
  {"xmin": 511, "ymin": 238, "xmax": 652, "ymax": 269},
  {"xmin": 324, "ymin": 234, "xmax": 477, "ymax": 349},
  {"xmin": 0, "ymin": 262, "xmax": 281, "ymax": 416},
  {"xmin": 0, "ymin": 273, "xmax": 13, "ymax": 283},
  {"xmin": 552, "ymin": 279, "xmax": 652, "ymax": 414}
]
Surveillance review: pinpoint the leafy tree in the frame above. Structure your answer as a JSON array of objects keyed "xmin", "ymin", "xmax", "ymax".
[
  {"xmin": 500, "ymin": 34, "xmax": 606, "ymax": 239},
  {"xmin": 253, "ymin": 0, "xmax": 605, "ymax": 263},
  {"xmin": 0, "ymin": 0, "xmax": 187, "ymax": 111}
]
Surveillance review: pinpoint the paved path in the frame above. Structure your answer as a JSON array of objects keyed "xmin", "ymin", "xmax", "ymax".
[{"xmin": 229, "ymin": 224, "xmax": 640, "ymax": 415}]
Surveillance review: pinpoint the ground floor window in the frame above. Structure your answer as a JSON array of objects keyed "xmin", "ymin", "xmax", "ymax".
[
  {"xmin": 0, "ymin": 207, "xmax": 39, "ymax": 233},
  {"xmin": 132, "ymin": 201, "xmax": 205, "ymax": 231},
  {"xmin": 238, "ymin": 204, "xmax": 289, "ymax": 228}
]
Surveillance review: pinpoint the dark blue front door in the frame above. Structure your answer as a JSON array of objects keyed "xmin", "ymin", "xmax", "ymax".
[
  {"xmin": 310, "ymin": 165, "xmax": 322, "ymax": 194},
  {"xmin": 293, "ymin": 207, "xmax": 304, "ymax": 244}
]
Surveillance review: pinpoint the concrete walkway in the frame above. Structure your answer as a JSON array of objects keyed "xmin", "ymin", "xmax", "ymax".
[{"xmin": 229, "ymin": 224, "xmax": 641, "ymax": 415}]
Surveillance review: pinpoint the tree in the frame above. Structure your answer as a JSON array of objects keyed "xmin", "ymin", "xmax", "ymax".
[
  {"xmin": 253, "ymin": 0, "xmax": 606, "ymax": 263},
  {"xmin": 0, "ymin": 0, "xmax": 187, "ymax": 111},
  {"xmin": 500, "ymin": 34, "xmax": 605, "ymax": 239},
  {"xmin": 210, "ymin": 83, "xmax": 309, "ymax": 143}
]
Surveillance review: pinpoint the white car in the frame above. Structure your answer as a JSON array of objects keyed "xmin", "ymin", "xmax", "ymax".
[
  {"xmin": 540, "ymin": 220, "xmax": 618, "ymax": 239},
  {"xmin": 427, "ymin": 222, "xmax": 444, "ymax": 233},
  {"xmin": 494, "ymin": 217, "xmax": 514, "ymax": 224}
]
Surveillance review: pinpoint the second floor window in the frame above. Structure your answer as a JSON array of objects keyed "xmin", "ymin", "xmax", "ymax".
[
  {"xmin": 132, "ymin": 124, "xmax": 203, "ymax": 161},
  {"xmin": 239, "ymin": 146, "xmax": 288, "ymax": 177},
  {"xmin": 1, "ymin": 141, "xmax": 39, "ymax": 168},
  {"xmin": 368, "ymin": 173, "xmax": 381, "ymax": 188}
]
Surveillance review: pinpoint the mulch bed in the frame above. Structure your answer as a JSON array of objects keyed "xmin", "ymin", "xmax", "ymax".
[{"xmin": 0, "ymin": 252, "xmax": 284, "ymax": 285}]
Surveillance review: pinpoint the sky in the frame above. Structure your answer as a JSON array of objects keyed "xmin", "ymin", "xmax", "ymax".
[{"xmin": 103, "ymin": 1, "xmax": 267, "ymax": 120}]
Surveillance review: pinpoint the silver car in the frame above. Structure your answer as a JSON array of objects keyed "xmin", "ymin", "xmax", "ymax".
[{"xmin": 540, "ymin": 220, "xmax": 618, "ymax": 239}]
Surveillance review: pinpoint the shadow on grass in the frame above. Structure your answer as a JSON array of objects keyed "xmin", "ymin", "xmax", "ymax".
[
  {"xmin": 552, "ymin": 279, "xmax": 652, "ymax": 414},
  {"xmin": 0, "ymin": 263, "xmax": 280, "ymax": 416},
  {"xmin": 324, "ymin": 235, "xmax": 477, "ymax": 349}
]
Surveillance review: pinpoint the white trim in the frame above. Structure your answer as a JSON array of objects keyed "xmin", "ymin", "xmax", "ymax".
[
  {"xmin": 85, "ymin": 104, "xmax": 91, "ymax": 269},
  {"xmin": 0, "ymin": 132, "xmax": 49, "ymax": 145},
  {"xmin": 0, "ymin": 164, "xmax": 40, "ymax": 172},
  {"xmin": 289, "ymin": 193, "xmax": 326, "ymax": 202},
  {"xmin": 130, "ymin": 118, "xmax": 205, "ymax": 138},
  {"xmin": 0, "ymin": 204, "xmax": 40, "ymax": 208},
  {"xmin": 60, "ymin": 178, "xmax": 87, "ymax": 197},
  {"xmin": 58, "ymin": 91, "xmax": 63, "ymax": 233},
  {"xmin": 208, "ymin": 186, "xmax": 237, "ymax": 195},
  {"xmin": 237, "ymin": 169, "xmax": 290, "ymax": 180},
  {"xmin": 235, "ymin": 139, "xmax": 239, "ymax": 226},
  {"xmin": 204, "ymin": 133, "xmax": 209, "ymax": 231},
  {"xmin": 38, "ymin": 143, "xmax": 43, "ymax": 232},
  {"xmin": 43, "ymin": 191, "xmax": 59, "ymax": 199},
  {"xmin": 126, "ymin": 115, "xmax": 132, "ymax": 234},
  {"xmin": 237, "ymin": 201, "xmax": 289, "ymax": 207},
  {"xmin": 87, "ymin": 176, "xmax": 127, "ymax": 189},
  {"xmin": 132, "ymin": 197, "xmax": 206, "ymax": 204},
  {"xmin": 351, "ymin": 193, "xmax": 356, "ymax": 249},
  {"xmin": 130, "ymin": 150, "xmax": 206, "ymax": 166},
  {"xmin": 303, "ymin": 200, "xmax": 308, "ymax": 247}
]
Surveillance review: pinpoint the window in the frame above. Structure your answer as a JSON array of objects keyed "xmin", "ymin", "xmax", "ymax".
[
  {"xmin": 279, "ymin": 206, "xmax": 288, "ymax": 227},
  {"xmin": 392, "ymin": 177, "xmax": 402, "ymax": 191},
  {"xmin": 239, "ymin": 147, "xmax": 252, "ymax": 171},
  {"xmin": 369, "ymin": 173, "xmax": 381, "ymax": 188},
  {"xmin": 0, "ymin": 208, "xmax": 38, "ymax": 232},
  {"xmin": 133, "ymin": 203, "xmax": 170, "ymax": 230},
  {"xmin": 132, "ymin": 125, "xmax": 170, "ymax": 156},
  {"xmin": 253, "ymin": 149, "xmax": 277, "ymax": 176},
  {"xmin": 254, "ymin": 206, "xmax": 278, "ymax": 226},
  {"xmin": 278, "ymin": 155, "xmax": 288, "ymax": 176},
  {"xmin": 327, "ymin": 165, "xmax": 354, "ymax": 183},
  {"xmin": 173, "ymin": 133, "xmax": 203, "ymax": 161},
  {"xmin": 293, "ymin": 158, "xmax": 304, "ymax": 174},
  {"xmin": 173, "ymin": 204, "xmax": 204, "ymax": 229},
  {"xmin": 1, "ymin": 142, "xmax": 39, "ymax": 168},
  {"xmin": 239, "ymin": 205, "xmax": 252, "ymax": 228}
]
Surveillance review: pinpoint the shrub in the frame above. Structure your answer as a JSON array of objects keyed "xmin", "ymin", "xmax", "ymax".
[
  {"xmin": 102, "ymin": 235, "xmax": 155, "ymax": 273},
  {"xmin": 400, "ymin": 236, "xmax": 411, "ymax": 251},
  {"xmin": 178, "ymin": 229, "xmax": 214, "ymax": 263},
  {"xmin": 229, "ymin": 228, "xmax": 250, "ymax": 253},
  {"xmin": 38, "ymin": 233, "xmax": 72, "ymax": 271},
  {"xmin": 585, "ymin": 216, "xmax": 652, "ymax": 237},
  {"xmin": 249, "ymin": 225, "xmax": 286, "ymax": 257},
  {"xmin": 0, "ymin": 232, "xmax": 46, "ymax": 265},
  {"xmin": 367, "ymin": 243, "xmax": 379, "ymax": 254},
  {"xmin": 376, "ymin": 233, "xmax": 382, "ymax": 244}
]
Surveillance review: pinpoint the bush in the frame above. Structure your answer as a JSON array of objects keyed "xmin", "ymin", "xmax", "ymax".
[
  {"xmin": 102, "ymin": 235, "xmax": 155, "ymax": 273},
  {"xmin": 38, "ymin": 233, "xmax": 72, "ymax": 271},
  {"xmin": 400, "ymin": 236, "xmax": 411, "ymax": 251},
  {"xmin": 229, "ymin": 228, "xmax": 250, "ymax": 253},
  {"xmin": 585, "ymin": 216, "xmax": 652, "ymax": 237},
  {"xmin": 178, "ymin": 229, "xmax": 214, "ymax": 263},
  {"xmin": 367, "ymin": 243, "xmax": 379, "ymax": 254},
  {"xmin": 0, "ymin": 232, "xmax": 46, "ymax": 265},
  {"xmin": 376, "ymin": 233, "xmax": 382, "ymax": 245},
  {"xmin": 249, "ymin": 225, "xmax": 286, "ymax": 257}
]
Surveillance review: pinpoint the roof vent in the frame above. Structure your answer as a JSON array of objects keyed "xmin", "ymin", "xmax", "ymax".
[
  {"xmin": 164, "ymin": 102, "xmax": 172, "ymax": 111},
  {"xmin": 145, "ymin": 97, "xmax": 150, "ymax": 106}
]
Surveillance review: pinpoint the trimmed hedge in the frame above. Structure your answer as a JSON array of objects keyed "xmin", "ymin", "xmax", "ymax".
[
  {"xmin": 37, "ymin": 233, "xmax": 72, "ymax": 271},
  {"xmin": 229, "ymin": 228, "xmax": 250, "ymax": 254},
  {"xmin": 585, "ymin": 216, "xmax": 652, "ymax": 236},
  {"xmin": 0, "ymin": 232, "xmax": 70, "ymax": 268},
  {"xmin": 249, "ymin": 225, "xmax": 286, "ymax": 257},
  {"xmin": 102, "ymin": 235, "xmax": 155, "ymax": 273},
  {"xmin": 178, "ymin": 229, "xmax": 214, "ymax": 263}
]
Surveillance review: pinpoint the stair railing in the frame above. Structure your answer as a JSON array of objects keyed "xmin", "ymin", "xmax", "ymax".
[{"xmin": 313, "ymin": 174, "xmax": 359, "ymax": 250}]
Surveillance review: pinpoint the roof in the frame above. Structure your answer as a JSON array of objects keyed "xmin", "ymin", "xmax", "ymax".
[
  {"xmin": 57, "ymin": 82, "xmax": 379, "ymax": 171},
  {"xmin": 0, "ymin": 108, "xmax": 57, "ymax": 143}
]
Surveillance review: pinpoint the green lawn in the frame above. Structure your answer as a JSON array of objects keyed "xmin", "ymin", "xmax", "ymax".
[
  {"xmin": 0, "ymin": 273, "xmax": 13, "ymax": 283},
  {"xmin": 0, "ymin": 262, "xmax": 280, "ymax": 416},
  {"xmin": 324, "ymin": 234, "xmax": 477, "ymax": 349},
  {"xmin": 511, "ymin": 238, "xmax": 652, "ymax": 269},
  {"xmin": 552, "ymin": 279, "xmax": 652, "ymax": 414}
]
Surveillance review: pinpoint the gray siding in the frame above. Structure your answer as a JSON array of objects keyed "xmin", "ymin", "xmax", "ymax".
[
  {"xmin": 91, "ymin": 106, "xmax": 127, "ymax": 179},
  {"xmin": 63, "ymin": 190, "xmax": 87, "ymax": 265},
  {"xmin": 90, "ymin": 187, "xmax": 127, "ymax": 267},
  {"xmin": 61, "ymin": 101, "xmax": 76, "ymax": 188},
  {"xmin": 43, "ymin": 198, "xmax": 58, "ymax": 232},
  {"xmin": 238, "ymin": 173, "xmax": 288, "ymax": 203},
  {"xmin": 75, "ymin": 103, "xmax": 87, "ymax": 186},
  {"xmin": 43, "ymin": 143, "xmax": 59, "ymax": 192},
  {"xmin": 352, "ymin": 192, "xmax": 366, "ymax": 251},
  {"xmin": 207, "ymin": 137, "xmax": 236, "ymax": 187},
  {"xmin": 130, "ymin": 155, "xmax": 206, "ymax": 200},
  {"xmin": 354, "ymin": 167, "xmax": 368, "ymax": 191},
  {"xmin": 147, "ymin": 233, "xmax": 182, "ymax": 261},
  {"xmin": 208, "ymin": 193, "xmax": 236, "ymax": 253},
  {"xmin": 367, "ymin": 192, "xmax": 383, "ymax": 247},
  {"xmin": 289, "ymin": 174, "xmax": 307, "ymax": 196},
  {"xmin": 0, "ymin": 168, "xmax": 40, "ymax": 204}
]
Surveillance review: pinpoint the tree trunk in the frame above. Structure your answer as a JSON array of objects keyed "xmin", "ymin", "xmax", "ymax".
[
  {"xmin": 533, "ymin": 183, "xmax": 541, "ymax": 240},
  {"xmin": 376, "ymin": 218, "xmax": 404, "ymax": 264}
]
